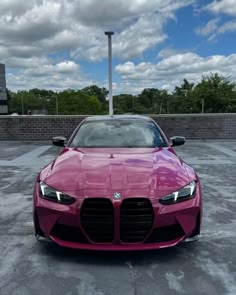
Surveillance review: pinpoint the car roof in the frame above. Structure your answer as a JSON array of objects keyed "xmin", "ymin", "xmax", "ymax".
[{"xmin": 83, "ymin": 115, "xmax": 153, "ymax": 122}]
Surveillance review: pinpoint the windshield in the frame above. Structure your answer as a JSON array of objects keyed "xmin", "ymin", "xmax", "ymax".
[{"xmin": 70, "ymin": 119, "xmax": 167, "ymax": 148}]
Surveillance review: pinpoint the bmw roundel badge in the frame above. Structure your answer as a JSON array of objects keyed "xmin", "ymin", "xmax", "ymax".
[{"xmin": 113, "ymin": 192, "xmax": 121, "ymax": 200}]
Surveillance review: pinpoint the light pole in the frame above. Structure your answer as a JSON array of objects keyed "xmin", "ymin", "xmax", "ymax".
[
  {"xmin": 201, "ymin": 98, "xmax": 204, "ymax": 114},
  {"xmin": 105, "ymin": 31, "xmax": 114, "ymax": 115},
  {"xmin": 21, "ymin": 93, "xmax": 24, "ymax": 115},
  {"xmin": 56, "ymin": 95, "xmax": 58, "ymax": 115}
]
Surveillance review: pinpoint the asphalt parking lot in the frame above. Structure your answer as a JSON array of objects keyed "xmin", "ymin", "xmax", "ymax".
[{"xmin": 0, "ymin": 140, "xmax": 236, "ymax": 295}]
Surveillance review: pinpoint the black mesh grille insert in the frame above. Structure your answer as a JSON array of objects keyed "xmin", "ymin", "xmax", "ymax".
[
  {"xmin": 51, "ymin": 224, "xmax": 88, "ymax": 243},
  {"xmin": 120, "ymin": 198, "xmax": 153, "ymax": 243},
  {"xmin": 145, "ymin": 224, "xmax": 184, "ymax": 243},
  {"xmin": 81, "ymin": 198, "xmax": 114, "ymax": 243}
]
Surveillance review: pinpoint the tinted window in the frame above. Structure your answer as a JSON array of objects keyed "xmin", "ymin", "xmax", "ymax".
[{"xmin": 70, "ymin": 120, "xmax": 167, "ymax": 148}]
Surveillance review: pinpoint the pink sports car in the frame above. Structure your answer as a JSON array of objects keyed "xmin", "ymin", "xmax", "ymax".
[{"xmin": 33, "ymin": 115, "xmax": 202, "ymax": 250}]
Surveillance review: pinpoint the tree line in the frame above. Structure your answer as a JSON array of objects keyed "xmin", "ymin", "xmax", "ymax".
[{"xmin": 7, "ymin": 73, "xmax": 236, "ymax": 115}]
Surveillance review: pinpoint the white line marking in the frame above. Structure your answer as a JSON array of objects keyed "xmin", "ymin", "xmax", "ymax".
[
  {"xmin": 206, "ymin": 143, "xmax": 236, "ymax": 158},
  {"xmin": 183, "ymin": 159, "xmax": 233, "ymax": 165},
  {"xmin": 12, "ymin": 146, "xmax": 51, "ymax": 165}
]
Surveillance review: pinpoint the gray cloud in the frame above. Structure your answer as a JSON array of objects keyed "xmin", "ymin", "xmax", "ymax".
[
  {"xmin": 0, "ymin": 0, "xmax": 194, "ymax": 90},
  {"xmin": 0, "ymin": 0, "xmax": 34, "ymax": 17},
  {"xmin": 65, "ymin": 0, "xmax": 193, "ymax": 27},
  {"xmin": 0, "ymin": 0, "xmax": 192, "ymax": 64},
  {"xmin": 0, "ymin": 1, "xmax": 62, "ymax": 43}
]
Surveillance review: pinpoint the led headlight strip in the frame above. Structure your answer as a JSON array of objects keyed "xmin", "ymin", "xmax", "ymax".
[
  {"xmin": 159, "ymin": 181, "xmax": 196, "ymax": 205},
  {"xmin": 39, "ymin": 181, "xmax": 75, "ymax": 205}
]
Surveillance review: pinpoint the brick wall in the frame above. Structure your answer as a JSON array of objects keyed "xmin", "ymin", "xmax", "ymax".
[{"xmin": 0, "ymin": 114, "xmax": 235, "ymax": 140}]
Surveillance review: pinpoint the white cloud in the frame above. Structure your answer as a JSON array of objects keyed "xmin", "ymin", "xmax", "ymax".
[
  {"xmin": 205, "ymin": 0, "xmax": 236, "ymax": 17},
  {"xmin": 195, "ymin": 18, "xmax": 220, "ymax": 37},
  {"xmin": 6, "ymin": 59, "xmax": 92, "ymax": 91},
  {"xmin": 196, "ymin": 18, "xmax": 236, "ymax": 40},
  {"xmin": 114, "ymin": 13, "xmax": 167, "ymax": 59},
  {"xmin": 113, "ymin": 81, "xmax": 156, "ymax": 95},
  {"xmin": 71, "ymin": 13, "xmax": 168, "ymax": 61},
  {"xmin": 56, "ymin": 61, "xmax": 79, "ymax": 73},
  {"xmin": 158, "ymin": 47, "xmax": 190, "ymax": 58},
  {"xmin": 5, "ymin": 56, "xmax": 50, "ymax": 69},
  {"xmin": 115, "ymin": 52, "xmax": 236, "ymax": 92},
  {"xmin": 218, "ymin": 20, "xmax": 236, "ymax": 33},
  {"xmin": 196, "ymin": 1, "xmax": 236, "ymax": 40}
]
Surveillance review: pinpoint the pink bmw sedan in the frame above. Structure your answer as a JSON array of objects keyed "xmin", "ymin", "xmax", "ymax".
[{"xmin": 33, "ymin": 115, "xmax": 202, "ymax": 250}]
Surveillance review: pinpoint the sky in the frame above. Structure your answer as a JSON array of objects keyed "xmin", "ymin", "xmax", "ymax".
[{"xmin": 0, "ymin": 0, "xmax": 236, "ymax": 94}]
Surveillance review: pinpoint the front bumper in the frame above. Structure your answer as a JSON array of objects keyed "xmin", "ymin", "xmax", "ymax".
[{"xmin": 33, "ymin": 182, "xmax": 202, "ymax": 251}]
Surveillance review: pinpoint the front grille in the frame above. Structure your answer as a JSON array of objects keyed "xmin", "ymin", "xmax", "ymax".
[
  {"xmin": 120, "ymin": 198, "xmax": 153, "ymax": 242},
  {"xmin": 81, "ymin": 198, "xmax": 114, "ymax": 243},
  {"xmin": 51, "ymin": 224, "xmax": 88, "ymax": 243},
  {"xmin": 145, "ymin": 224, "xmax": 184, "ymax": 243}
]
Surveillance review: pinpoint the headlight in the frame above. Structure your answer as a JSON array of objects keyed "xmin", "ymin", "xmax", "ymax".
[
  {"xmin": 159, "ymin": 181, "xmax": 196, "ymax": 205},
  {"xmin": 39, "ymin": 182, "xmax": 75, "ymax": 205}
]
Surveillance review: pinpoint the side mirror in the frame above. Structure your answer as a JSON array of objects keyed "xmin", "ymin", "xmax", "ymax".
[
  {"xmin": 170, "ymin": 136, "xmax": 185, "ymax": 147},
  {"xmin": 52, "ymin": 136, "xmax": 67, "ymax": 147}
]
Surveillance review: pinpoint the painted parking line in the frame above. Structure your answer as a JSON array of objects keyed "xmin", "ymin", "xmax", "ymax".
[
  {"xmin": 0, "ymin": 146, "xmax": 51, "ymax": 166},
  {"xmin": 206, "ymin": 143, "xmax": 236, "ymax": 158},
  {"xmin": 12, "ymin": 145, "xmax": 51, "ymax": 165},
  {"xmin": 182, "ymin": 158, "xmax": 233, "ymax": 165}
]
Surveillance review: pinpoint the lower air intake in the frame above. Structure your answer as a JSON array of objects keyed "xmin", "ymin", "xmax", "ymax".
[
  {"xmin": 145, "ymin": 224, "xmax": 184, "ymax": 243},
  {"xmin": 51, "ymin": 224, "xmax": 88, "ymax": 243}
]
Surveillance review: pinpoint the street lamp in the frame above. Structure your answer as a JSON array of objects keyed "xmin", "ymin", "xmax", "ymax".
[
  {"xmin": 55, "ymin": 94, "xmax": 59, "ymax": 115},
  {"xmin": 104, "ymin": 31, "xmax": 114, "ymax": 115},
  {"xmin": 21, "ymin": 92, "xmax": 24, "ymax": 115},
  {"xmin": 201, "ymin": 98, "xmax": 204, "ymax": 114}
]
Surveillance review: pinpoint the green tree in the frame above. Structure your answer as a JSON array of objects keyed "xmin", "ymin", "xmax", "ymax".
[
  {"xmin": 193, "ymin": 73, "xmax": 236, "ymax": 113},
  {"xmin": 138, "ymin": 88, "xmax": 159, "ymax": 112},
  {"xmin": 57, "ymin": 90, "xmax": 101, "ymax": 115},
  {"xmin": 7, "ymin": 75, "xmax": 236, "ymax": 115},
  {"xmin": 8, "ymin": 91, "xmax": 41, "ymax": 114},
  {"xmin": 82, "ymin": 85, "xmax": 108, "ymax": 113},
  {"xmin": 113, "ymin": 94, "xmax": 135, "ymax": 114},
  {"xmin": 137, "ymin": 88, "xmax": 170, "ymax": 114},
  {"xmin": 172, "ymin": 79, "xmax": 195, "ymax": 113}
]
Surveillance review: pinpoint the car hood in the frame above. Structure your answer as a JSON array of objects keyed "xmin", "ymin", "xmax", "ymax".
[{"xmin": 42, "ymin": 147, "xmax": 192, "ymax": 197}]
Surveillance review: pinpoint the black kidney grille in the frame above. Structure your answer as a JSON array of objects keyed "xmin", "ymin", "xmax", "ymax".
[
  {"xmin": 120, "ymin": 198, "xmax": 153, "ymax": 243},
  {"xmin": 145, "ymin": 224, "xmax": 184, "ymax": 243},
  {"xmin": 81, "ymin": 198, "xmax": 114, "ymax": 243}
]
